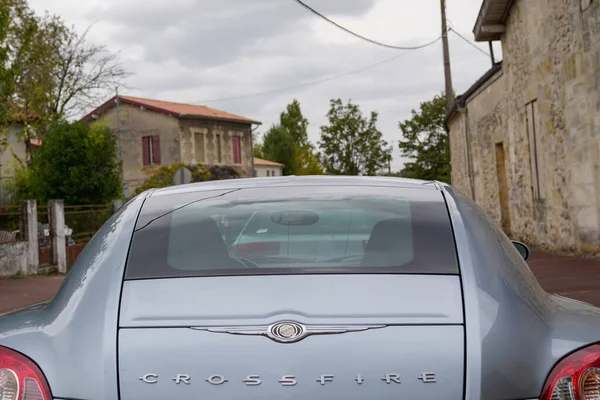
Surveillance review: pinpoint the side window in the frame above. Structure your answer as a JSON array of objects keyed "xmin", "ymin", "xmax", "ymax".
[{"xmin": 142, "ymin": 135, "xmax": 161, "ymax": 166}]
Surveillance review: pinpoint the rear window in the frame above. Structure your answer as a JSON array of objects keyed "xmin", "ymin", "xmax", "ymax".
[{"xmin": 125, "ymin": 186, "xmax": 459, "ymax": 279}]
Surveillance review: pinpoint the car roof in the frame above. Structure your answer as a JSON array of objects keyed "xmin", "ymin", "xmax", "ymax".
[{"xmin": 149, "ymin": 175, "xmax": 441, "ymax": 197}]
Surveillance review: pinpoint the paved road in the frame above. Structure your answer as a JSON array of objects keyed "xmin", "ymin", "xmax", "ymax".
[
  {"xmin": 528, "ymin": 250, "xmax": 600, "ymax": 306},
  {"xmin": 0, "ymin": 276, "xmax": 64, "ymax": 315},
  {"xmin": 1, "ymin": 250, "xmax": 600, "ymax": 315}
]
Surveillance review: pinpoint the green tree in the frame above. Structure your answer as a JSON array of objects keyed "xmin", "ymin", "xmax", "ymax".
[
  {"xmin": 0, "ymin": 0, "xmax": 35, "ymax": 153},
  {"xmin": 398, "ymin": 93, "xmax": 450, "ymax": 183},
  {"xmin": 253, "ymin": 142, "xmax": 264, "ymax": 159},
  {"xmin": 0, "ymin": 2, "xmax": 13, "ymax": 155},
  {"xmin": 2, "ymin": 1, "xmax": 128, "ymax": 133},
  {"xmin": 0, "ymin": 1, "xmax": 14, "ymax": 125},
  {"xmin": 134, "ymin": 164, "xmax": 240, "ymax": 196},
  {"xmin": 0, "ymin": 0, "xmax": 128, "ymax": 163},
  {"xmin": 16, "ymin": 120, "xmax": 122, "ymax": 204},
  {"xmin": 280, "ymin": 99, "xmax": 309, "ymax": 146},
  {"xmin": 261, "ymin": 124, "xmax": 297, "ymax": 175},
  {"xmin": 319, "ymin": 98, "xmax": 391, "ymax": 176},
  {"xmin": 13, "ymin": 19, "xmax": 128, "ymax": 124},
  {"xmin": 134, "ymin": 163, "xmax": 210, "ymax": 196},
  {"xmin": 278, "ymin": 99, "xmax": 323, "ymax": 175},
  {"xmin": 295, "ymin": 144, "xmax": 323, "ymax": 175}
]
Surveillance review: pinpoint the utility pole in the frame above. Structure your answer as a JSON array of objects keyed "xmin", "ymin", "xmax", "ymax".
[{"xmin": 440, "ymin": 0, "xmax": 454, "ymax": 110}]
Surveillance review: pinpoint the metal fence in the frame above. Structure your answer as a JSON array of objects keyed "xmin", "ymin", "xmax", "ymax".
[
  {"xmin": 0, "ymin": 205, "xmax": 25, "ymax": 244},
  {"xmin": 64, "ymin": 204, "xmax": 113, "ymax": 245}
]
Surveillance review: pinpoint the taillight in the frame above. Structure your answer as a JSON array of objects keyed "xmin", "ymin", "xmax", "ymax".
[
  {"xmin": 542, "ymin": 343, "xmax": 600, "ymax": 400},
  {"xmin": 0, "ymin": 346, "xmax": 52, "ymax": 400}
]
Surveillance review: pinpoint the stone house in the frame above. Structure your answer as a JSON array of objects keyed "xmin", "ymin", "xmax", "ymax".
[
  {"xmin": 82, "ymin": 95, "xmax": 261, "ymax": 196},
  {"xmin": 253, "ymin": 157, "xmax": 284, "ymax": 177},
  {"xmin": 446, "ymin": 0, "xmax": 600, "ymax": 254}
]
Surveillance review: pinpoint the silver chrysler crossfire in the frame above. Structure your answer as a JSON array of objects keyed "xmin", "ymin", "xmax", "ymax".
[{"xmin": 1, "ymin": 176, "xmax": 600, "ymax": 400}]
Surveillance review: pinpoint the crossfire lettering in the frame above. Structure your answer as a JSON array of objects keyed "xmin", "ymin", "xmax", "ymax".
[{"xmin": 138, "ymin": 372, "xmax": 437, "ymax": 385}]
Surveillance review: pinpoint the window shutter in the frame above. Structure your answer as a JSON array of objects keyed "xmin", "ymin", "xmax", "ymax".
[
  {"xmin": 152, "ymin": 135, "xmax": 161, "ymax": 165},
  {"xmin": 232, "ymin": 136, "xmax": 241, "ymax": 164},
  {"xmin": 142, "ymin": 136, "xmax": 150, "ymax": 166}
]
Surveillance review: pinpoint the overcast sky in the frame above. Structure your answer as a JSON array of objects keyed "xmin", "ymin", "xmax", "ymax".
[{"xmin": 28, "ymin": 0, "xmax": 501, "ymax": 171}]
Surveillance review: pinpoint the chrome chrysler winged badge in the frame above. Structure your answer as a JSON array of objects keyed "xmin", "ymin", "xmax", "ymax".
[{"xmin": 191, "ymin": 321, "xmax": 385, "ymax": 343}]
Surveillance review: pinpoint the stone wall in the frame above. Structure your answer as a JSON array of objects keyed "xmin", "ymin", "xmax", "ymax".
[
  {"xmin": 0, "ymin": 201, "xmax": 38, "ymax": 277},
  {"xmin": 0, "ymin": 242, "xmax": 30, "ymax": 276},
  {"xmin": 448, "ymin": 70, "xmax": 507, "ymax": 224},
  {"xmin": 449, "ymin": 0, "xmax": 600, "ymax": 254},
  {"xmin": 95, "ymin": 104, "xmax": 181, "ymax": 195}
]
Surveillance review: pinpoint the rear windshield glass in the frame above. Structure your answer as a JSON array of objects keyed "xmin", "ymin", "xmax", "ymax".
[{"xmin": 125, "ymin": 186, "xmax": 459, "ymax": 279}]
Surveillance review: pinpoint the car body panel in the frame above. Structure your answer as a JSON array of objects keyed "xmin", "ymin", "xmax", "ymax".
[
  {"xmin": 0, "ymin": 194, "xmax": 147, "ymax": 400},
  {"xmin": 119, "ymin": 326, "xmax": 464, "ymax": 400},
  {"xmin": 148, "ymin": 176, "xmax": 438, "ymax": 197},
  {"xmin": 0, "ymin": 176, "xmax": 598, "ymax": 400},
  {"xmin": 443, "ymin": 185, "xmax": 600, "ymax": 400},
  {"xmin": 119, "ymin": 275, "xmax": 464, "ymax": 327}
]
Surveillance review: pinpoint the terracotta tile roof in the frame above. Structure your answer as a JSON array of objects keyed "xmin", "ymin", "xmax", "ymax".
[
  {"xmin": 254, "ymin": 157, "xmax": 284, "ymax": 167},
  {"xmin": 81, "ymin": 95, "xmax": 261, "ymax": 125}
]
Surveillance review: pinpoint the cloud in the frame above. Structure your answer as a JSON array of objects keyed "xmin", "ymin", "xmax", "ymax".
[
  {"xmin": 28, "ymin": 0, "xmax": 501, "ymax": 170},
  {"xmin": 89, "ymin": 0, "xmax": 377, "ymax": 68}
]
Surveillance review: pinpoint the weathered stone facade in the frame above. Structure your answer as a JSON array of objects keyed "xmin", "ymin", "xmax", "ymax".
[
  {"xmin": 447, "ymin": 0, "xmax": 600, "ymax": 254},
  {"xmin": 179, "ymin": 118, "xmax": 253, "ymax": 178},
  {"xmin": 97, "ymin": 103, "xmax": 181, "ymax": 193},
  {"xmin": 88, "ymin": 97, "xmax": 257, "ymax": 196}
]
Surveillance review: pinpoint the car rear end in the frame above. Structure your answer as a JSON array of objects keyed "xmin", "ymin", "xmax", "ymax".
[{"xmin": 118, "ymin": 184, "xmax": 465, "ymax": 399}]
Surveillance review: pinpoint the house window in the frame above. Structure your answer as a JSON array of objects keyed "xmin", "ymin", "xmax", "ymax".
[
  {"xmin": 142, "ymin": 135, "xmax": 161, "ymax": 166},
  {"xmin": 526, "ymin": 100, "xmax": 543, "ymax": 200},
  {"xmin": 216, "ymin": 134, "xmax": 222, "ymax": 163},
  {"xmin": 193, "ymin": 130, "xmax": 205, "ymax": 163},
  {"xmin": 232, "ymin": 135, "xmax": 242, "ymax": 164},
  {"xmin": 272, "ymin": 170, "xmax": 276, "ymax": 176},
  {"xmin": 266, "ymin": 170, "xmax": 270, "ymax": 177}
]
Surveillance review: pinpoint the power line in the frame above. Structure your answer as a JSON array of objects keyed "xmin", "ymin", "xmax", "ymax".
[
  {"xmin": 194, "ymin": 42, "xmax": 440, "ymax": 104},
  {"xmin": 449, "ymin": 28, "xmax": 490, "ymax": 57},
  {"xmin": 292, "ymin": 0, "xmax": 441, "ymax": 51}
]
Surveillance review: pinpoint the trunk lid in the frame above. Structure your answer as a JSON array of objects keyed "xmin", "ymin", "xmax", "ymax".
[{"xmin": 118, "ymin": 274, "xmax": 464, "ymax": 399}]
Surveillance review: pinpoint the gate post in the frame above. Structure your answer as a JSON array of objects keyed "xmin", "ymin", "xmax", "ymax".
[
  {"xmin": 49, "ymin": 200, "xmax": 67, "ymax": 273},
  {"xmin": 20, "ymin": 200, "xmax": 39, "ymax": 274}
]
